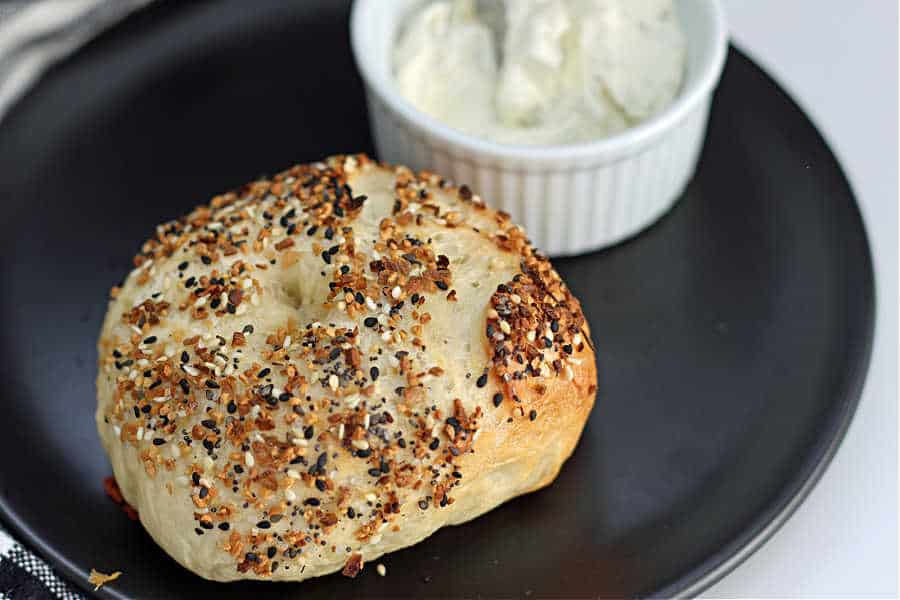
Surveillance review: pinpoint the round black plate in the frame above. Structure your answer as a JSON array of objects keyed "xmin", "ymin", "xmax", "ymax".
[{"xmin": 0, "ymin": 1, "xmax": 874, "ymax": 598}]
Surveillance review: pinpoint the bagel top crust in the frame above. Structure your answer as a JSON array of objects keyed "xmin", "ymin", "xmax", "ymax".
[{"xmin": 96, "ymin": 154, "xmax": 596, "ymax": 582}]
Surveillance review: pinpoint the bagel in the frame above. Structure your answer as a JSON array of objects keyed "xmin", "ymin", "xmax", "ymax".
[{"xmin": 95, "ymin": 154, "xmax": 596, "ymax": 581}]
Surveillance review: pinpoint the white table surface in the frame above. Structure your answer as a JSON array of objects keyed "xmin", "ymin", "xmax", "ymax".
[{"xmin": 702, "ymin": 1, "xmax": 898, "ymax": 597}]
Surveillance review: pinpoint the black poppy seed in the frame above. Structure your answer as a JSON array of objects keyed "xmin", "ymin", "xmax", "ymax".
[
  {"xmin": 178, "ymin": 261, "xmax": 189, "ymax": 271},
  {"xmin": 304, "ymin": 498, "xmax": 321, "ymax": 506},
  {"xmin": 315, "ymin": 479, "xmax": 326, "ymax": 491},
  {"xmin": 205, "ymin": 379, "xmax": 219, "ymax": 389},
  {"xmin": 324, "ymin": 226, "xmax": 334, "ymax": 240},
  {"xmin": 132, "ymin": 406, "xmax": 140, "ymax": 418},
  {"xmin": 227, "ymin": 400, "xmax": 237, "ymax": 414},
  {"xmin": 476, "ymin": 373, "xmax": 488, "ymax": 388},
  {"xmin": 356, "ymin": 448, "xmax": 372, "ymax": 458},
  {"xmin": 179, "ymin": 379, "xmax": 190, "ymax": 394},
  {"xmin": 435, "ymin": 280, "xmax": 448, "ymax": 291},
  {"xmin": 143, "ymin": 336, "xmax": 157, "ymax": 344},
  {"xmin": 328, "ymin": 347, "xmax": 341, "ymax": 361},
  {"xmin": 317, "ymin": 452, "xmax": 327, "ymax": 468},
  {"xmin": 364, "ymin": 317, "xmax": 378, "ymax": 328},
  {"xmin": 245, "ymin": 552, "xmax": 258, "ymax": 562},
  {"xmin": 180, "ymin": 351, "xmax": 189, "ymax": 363},
  {"xmin": 370, "ymin": 366, "xmax": 380, "ymax": 381},
  {"xmin": 303, "ymin": 425, "xmax": 314, "ymax": 439},
  {"xmin": 530, "ymin": 410, "xmax": 538, "ymax": 421},
  {"xmin": 258, "ymin": 368, "xmax": 271, "ymax": 378},
  {"xmin": 218, "ymin": 522, "xmax": 230, "ymax": 531},
  {"xmin": 493, "ymin": 393, "xmax": 503, "ymax": 407},
  {"xmin": 201, "ymin": 255, "xmax": 212, "ymax": 265},
  {"xmin": 112, "ymin": 349, "xmax": 122, "ymax": 358},
  {"xmin": 202, "ymin": 439, "xmax": 214, "ymax": 452},
  {"xmin": 201, "ymin": 419, "xmax": 216, "ymax": 429},
  {"xmin": 194, "ymin": 528, "xmax": 204, "ymax": 536},
  {"xmin": 234, "ymin": 464, "xmax": 244, "ymax": 474},
  {"xmin": 191, "ymin": 472, "xmax": 200, "ymax": 485},
  {"xmin": 257, "ymin": 520, "xmax": 271, "ymax": 529},
  {"xmin": 321, "ymin": 251, "xmax": 331, "ymax": 264},
  {"xmin": 347, "ymin": 507, "xmax": 356, "ymax": 518},
  {"xmin": 279, "ymin": 392, "xmax": 291, "ymax": 402},
  {"xmin": 243, "ymin": 324, "xmax": 254, "ymax": 334},
  {"xmin": 563, "ymin": 344, "xmax": 573, "ymax": 354},
  {"xmin": 429, "ymin": 438, "xmax": 439, "ymax": 451},
  {"xmin": 368, "ymin": 468, "xmax": 381, "ymax": 477},
  {"xmin": 198, "ymin": 486, "xmax": 208, "ymax": 499},
  {"xmin": 307, "ymin": 225, "xmax": 318, "ymax": 235},
  {"xmin": 152, "ymin": 438, "xmax": 166, "ymax": 446}
]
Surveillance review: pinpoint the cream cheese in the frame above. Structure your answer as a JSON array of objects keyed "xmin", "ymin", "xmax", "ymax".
[{"xmin": 393, "ymin": 0, "xmax": 686, "ymax": 145}]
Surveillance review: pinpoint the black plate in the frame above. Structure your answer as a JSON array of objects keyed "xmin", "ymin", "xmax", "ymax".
[{"xmin": 0, "ymin": 1, "xmax": 874, "ymax": 598}]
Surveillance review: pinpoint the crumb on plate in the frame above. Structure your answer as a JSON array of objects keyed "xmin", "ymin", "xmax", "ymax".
[{"xmin": 88, "ymin": 569, "xmax": 121, "ymax": 590}]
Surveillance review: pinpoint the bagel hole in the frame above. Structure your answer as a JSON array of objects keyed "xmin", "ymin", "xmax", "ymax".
[{"xmin": 280, "ymin": 279, "xmax": 304, "ymax": 309}]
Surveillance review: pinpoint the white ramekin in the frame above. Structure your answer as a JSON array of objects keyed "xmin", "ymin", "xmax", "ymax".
[{"xmin": 351, "ymin": 0, "xmax": 728, "ymax": 256}]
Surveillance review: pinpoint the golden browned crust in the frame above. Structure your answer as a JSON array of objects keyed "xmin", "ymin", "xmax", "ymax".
[{"xmin": 95, "ymin": 155, "xmax": 596, "ymax": 582}]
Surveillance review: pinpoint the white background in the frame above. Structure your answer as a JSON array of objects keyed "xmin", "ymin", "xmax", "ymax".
[{"xmin": 702, "ymin": 1, "xmax": 898, "ymax": 597}]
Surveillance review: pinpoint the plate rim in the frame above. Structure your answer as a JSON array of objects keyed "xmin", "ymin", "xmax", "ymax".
[{"xmin": 0, "ymin": 6, "xmax": 877, "ymax": 597}]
